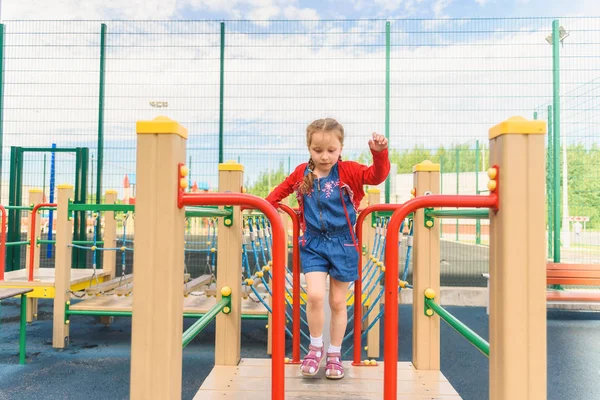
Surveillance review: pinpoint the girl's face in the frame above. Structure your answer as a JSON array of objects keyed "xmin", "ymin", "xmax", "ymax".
[{"xmin": 308, "ymin": 130, "xmax": 343, "ymax": 176}]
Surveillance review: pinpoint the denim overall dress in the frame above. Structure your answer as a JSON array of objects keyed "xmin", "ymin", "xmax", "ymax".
[{"xmin": 300, "ymin": 164, "xmax": 359, "ymax": 282}]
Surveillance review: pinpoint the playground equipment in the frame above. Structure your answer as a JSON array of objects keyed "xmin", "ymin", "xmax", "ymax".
[
  {"xmin": 382, "ymin": 116, "xmax": 547, "ymax": 400},
  {"xmin": 124, "ymin": 117, "xmax": 453, "ymax": 399},
  {"xmin": 2, "ymin": 114, "xmax": 546, "ymax": 398},
  {"xmin": 0, "ymin": 189, "xmax": 112, "ymax": 329},
  {"xmin": 0, "ymin": 174, "xmax": 299, "ymax": 351},
  {"xmin": 49, "ymin": 187, "xmax": 270, "ymax": 348},
  {"xmin": 0, "ymin": 287, "xmax": 32, "ymax": 365},
  {"xmin": 6, "ymin": 146, "xmax": 90, "ymax": 270}
]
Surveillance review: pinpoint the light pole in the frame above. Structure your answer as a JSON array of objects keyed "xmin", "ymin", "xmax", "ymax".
[{"xmin": 546, "ymin": 21, "xmax": 570, "ymax": 258}]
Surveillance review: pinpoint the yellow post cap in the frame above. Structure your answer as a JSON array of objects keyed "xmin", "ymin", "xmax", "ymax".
[
  {"xmin": 105, "ymin": 189, "xmax": 118, "ymax": 194},
  {"xmin": 218, "ymin": 160, "xmax": 244, "ymax": 172},
  {"xmin": 489, "ymin": 116, "xmax": 546, "ymax": 139},
  {"xmin": 136, "ymin": 116, "xmax": 188, "ymax": 139},
  {"xmin": 367, "ymin": 188, "xmax": 381, "ymax": 194},
  {"xmin": 220, "ymin": 286, "xmax": 232, "ymax": 297},
  {"xmin": 412, "ymin": 160, "xmax": 440, "ymax": 173},
  {"xmin": 29, "ymin": 188, "xmax": 43, "ymax": 193},
  {"xmin": 57, "ymin": 184, "xmax": 74, "ymax": 189}
]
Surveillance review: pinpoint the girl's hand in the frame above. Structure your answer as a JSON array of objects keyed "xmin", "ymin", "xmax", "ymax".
[{"xmin": 368, "ymin": 132, "xmax": 388, "ymax": 152}]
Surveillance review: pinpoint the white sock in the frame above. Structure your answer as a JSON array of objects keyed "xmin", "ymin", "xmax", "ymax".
[
  {"xmin": 310, "ymin": 335, "xmax": 323, "ymax": 349},
  {"xmin": 328, "ymin": 344, "xmax": 341, "ymax": 354}
]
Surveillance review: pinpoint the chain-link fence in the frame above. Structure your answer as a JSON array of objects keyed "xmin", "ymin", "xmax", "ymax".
[{"xmin": 1, "ymin": 18, "xmax": 599, "ymax": 281}]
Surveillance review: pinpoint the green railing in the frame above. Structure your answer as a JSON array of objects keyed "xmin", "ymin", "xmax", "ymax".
[
  {"xmin": 185, "ymin": 206, "xmax": 233, "ymax": 218},
  {"xmin": 64, "ymin": 297, "xmax": 262, "ymax": 323},
  {"xmin": 66, "ymin": 203, "xmax": 231, "ymax": 219},
  {"xmin": 5, "ymin": 241, "xmax": 29, "ymax": 247},
  {"xmin": 425, "ymin": 209, "xmax": 490, "ymax": 220},
  {"xmin": 424, "ymin": 290, "xmax": 489, "ymax": 357},
  {"xmin": 68, "ymin": 203, "xmax": 135, "ymax": 213},
  {"xmin": 182, "ymin": 289, "xmax": 232, "ymax": 348}
]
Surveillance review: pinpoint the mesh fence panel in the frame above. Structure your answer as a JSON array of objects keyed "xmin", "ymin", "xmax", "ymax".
[{"xmin": 0, "ymin": 18, "xmax": 599, "ymax": 281}]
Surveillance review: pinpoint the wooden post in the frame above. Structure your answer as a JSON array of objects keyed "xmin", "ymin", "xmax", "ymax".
[
  {"xmin": 365, "ymin": 188, "xmax": 380, "ymax": 359},
  {"xmin": 488, "ymin": 116, "xmax": 546, "ymax": 400},
  {"xmin": 412, "ymin": 160, "xmax": 441, "ymax": 370},
  {"xmin": 100, "ymin": 190, "xmax": 117, "ymax": 326},
  {"xmin": 53, "ymin": 184, "xmax": 74, "ymax": 348},
  {"xmin": 215, "ymin": 161, "xmax": 243, "ymax": 365},
  {"xmin": 130, "ymin": 117, "xmax": 187, "ymax": 400},
  {"xmin": 26, "ymin": 188, "xmax": 43, "ymax": 322}
]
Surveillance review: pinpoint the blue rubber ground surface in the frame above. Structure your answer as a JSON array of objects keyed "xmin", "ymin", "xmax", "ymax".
[{"xmin": 1, "ymin": 299, "xmax": 599, "ymax": 400}]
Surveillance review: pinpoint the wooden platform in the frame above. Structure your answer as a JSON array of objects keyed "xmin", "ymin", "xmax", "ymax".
[
  {"xmin": 0, "ymin": 268, "xmax": 110, "ymax": 298},
  {"xmin": 0, "ymin": 268, "xmax": 109, "ymax": 285},
  {"xmin": 195, "ymin": 358, "xmax": 462, "ymax": 399},
  {"xmin": 69, "ymin": 293, "xmax": 269, "ymax": 315}
]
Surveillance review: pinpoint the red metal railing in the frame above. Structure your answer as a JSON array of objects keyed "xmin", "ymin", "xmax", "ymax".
[
  {"xmin": 354, "ymin": 203, "xmax": 402, "ymax": 365},
  {"xmin": 383, "ymin": 192, "xmax": 498, "ymax": 399},
  {"xmin": 278, "ymin": 203, "xmax": 301, "ymax": 364},
  {"xmin": 28, "ymin": 203, "xmax": 57, "ymax": 282},
  {"xmin": 0, "ymin": 205, "xmax": 7, "ymax": 281},
  {"xmin": 180, "ymin": 192, "xmax": 286, "ymax": 400}
]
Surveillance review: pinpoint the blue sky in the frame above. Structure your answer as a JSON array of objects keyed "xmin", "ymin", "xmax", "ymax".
[{"xmin": 3, "ymin": 0, "xmax": 600, "ymax": 21}]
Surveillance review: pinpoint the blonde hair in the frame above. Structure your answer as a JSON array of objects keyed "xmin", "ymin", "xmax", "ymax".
[{"xmin": 299, "ymin": 118, "xmax": 345, "ymax": 194}]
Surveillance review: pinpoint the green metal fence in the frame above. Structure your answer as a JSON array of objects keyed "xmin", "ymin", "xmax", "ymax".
[{"xmin": 0, "ymin": 18, "xmax": 599, "ymax": 281}]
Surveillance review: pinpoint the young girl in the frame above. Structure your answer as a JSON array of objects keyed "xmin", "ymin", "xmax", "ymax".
[{"xmin": 266, "ymin": 118, "xmax": 389, "ymax": 379}]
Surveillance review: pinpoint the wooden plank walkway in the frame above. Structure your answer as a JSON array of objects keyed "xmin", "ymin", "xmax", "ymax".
[
  {"xmin": 69, "ymin": 294, "xmax": 269, "ymax": 314},
  {"xmin": 195, "ymin": 358, "xmax": 462, "ymax": 399}
]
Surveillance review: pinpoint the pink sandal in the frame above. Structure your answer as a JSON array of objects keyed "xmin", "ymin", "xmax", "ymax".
[
  {"xmin": 300, "ymin": 345, "xmax": 324, "ymax": 376},
  {"xmin": 325, "ymin": 352, "xmax": 344, "ymax": 379}
]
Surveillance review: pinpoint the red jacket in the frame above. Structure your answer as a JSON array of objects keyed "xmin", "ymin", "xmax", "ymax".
[{"xmin": 266, "ymin": 148, "xmax": 390, "ymax": 233}]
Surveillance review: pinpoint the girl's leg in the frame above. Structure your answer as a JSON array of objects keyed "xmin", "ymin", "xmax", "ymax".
[
  {"xmin": 325, "ymin": 276, "xmax": 348, "ymax": 379},
  {"xmin": 304, "ymin": 271, "xmax": 328, "ymax": 337},
  {"xmin": 328, "ymin": 276, "xmax": 349, "ymax": 347},
  {"xmin": 300, "ymin": 271, "xmax": 328, "ymax": 376}
]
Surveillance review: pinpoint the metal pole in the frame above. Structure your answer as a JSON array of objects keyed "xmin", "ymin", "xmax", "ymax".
[
  {"xmin": 552, "ymin": 20, "xmax": 561, "ymax": 262},
  {"xmin": 20, "ymin": 294, "xmax": 27, "ymax": 364},
  {"xmin": 47, "ymin": 144, "xmax": 56, "ymax": 258},
  {"xmin": 455, "ymin": 148, "xmax": 459, "ymax": 241},
  {"xmin": 384, "ymin": 21, "xmax": 391, "ymax": 204},
  {"xmin": 547, "ymin": 106, "xmax": 553, "ymax": 259},
  {"xmin": 425, "ymin": 296, "xmax": 489, "ymax": 357},
  {"xmin": 0, "ymin": 24, "xmax": 4, "ymax": 204},
  {"xmin": 219, "ymin": 22, "xmax": 225, "ymax": 164},
  {"xmin": 439, "ymin": 157, "xmax": 443, "ymax": 238},
  {"xmin": 42, "ymin": 153, "xmax": 47, "ymax": 200},
  {"xmin": 475, "ymin": 140, "xmax": 480, "ymax": 244},
  {"xmin": 96, "ymin": 24, "xmax": 106, "ymax": 206}
]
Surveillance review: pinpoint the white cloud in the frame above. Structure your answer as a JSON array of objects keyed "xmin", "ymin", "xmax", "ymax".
[
  {"xmin": 3, "ymin": 0, "xmax": 178, "ymax": 19},
  {"xmin": 182, "ymin": 0, "xmax": 319, "ymax": 20},
  {"xmin": 372, "ymin": 0, "xmax": 404, "ymax": 12},
  {"xmin": 283, "ymin": 6, "xmax": 320, "ymax": 20},
  {"xmin": 432, "ymin": 0, "xmax": 452, "ymax": 17},
  {"xmin": 3, "ymin": 0, "xmax": 319, "ymax": 21},
  {"xmin": 474, "ymin": 0, "xmax": 490, "ymax": 5}
]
